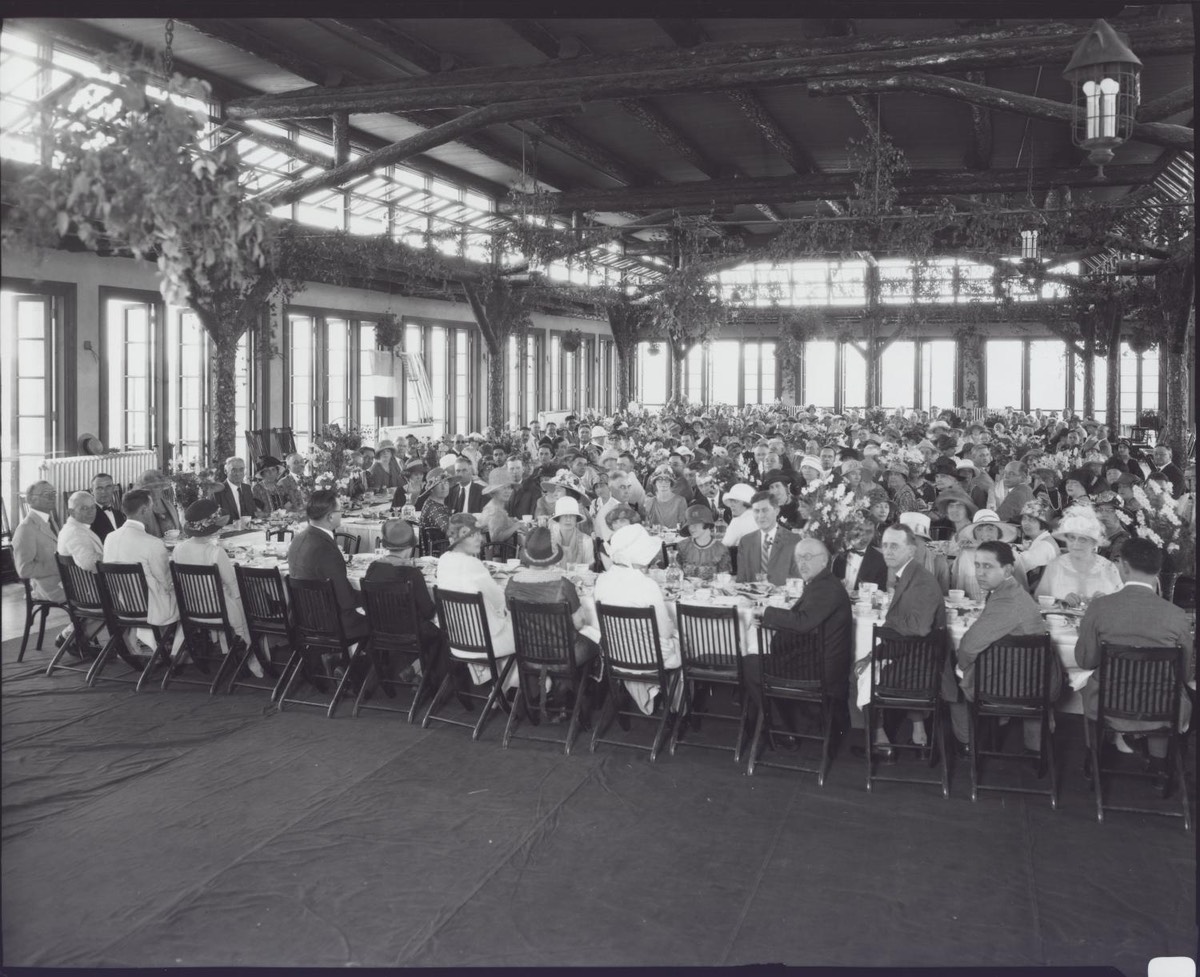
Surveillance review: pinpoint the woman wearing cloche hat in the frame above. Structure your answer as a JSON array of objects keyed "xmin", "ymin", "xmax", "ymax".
[
  {"xmin": 172, "ymin": 499, "xmax": 257, "ymax": 676},
  {"xmin": 675, "ymin": 504, "xmax": 732, "ymax": 579},
  {"xmin": 1034, "ymin": 505, "xmax": 1122, "ymax": 609}
]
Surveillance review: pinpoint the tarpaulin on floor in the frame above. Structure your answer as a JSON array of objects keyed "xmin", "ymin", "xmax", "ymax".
[{"xmin": 1, "ymin": 639, "xmax": 1195, "ymax": 972}]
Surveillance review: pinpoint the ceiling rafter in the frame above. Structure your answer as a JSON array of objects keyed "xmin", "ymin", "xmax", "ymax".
[
  {"xmin": 224, "ymin": 17, "xmax": 1193, "ymax": 116},
  {"xmin": 963, "ymin": 70, "xmax": 994, "ymax": 170},
  {"xmin": 504, "ymin": 163, "xmax": 1161, "ymax": 214}
]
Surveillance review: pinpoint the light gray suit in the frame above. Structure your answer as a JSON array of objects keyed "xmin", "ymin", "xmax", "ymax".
[{"xmin": 13, "ymin": 511, "xmax": 64, "ymax": 602}]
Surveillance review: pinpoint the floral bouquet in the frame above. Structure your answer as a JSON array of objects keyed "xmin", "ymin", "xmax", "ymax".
[
  {"xmin": 1120, "ymin": 481, "xmax": 1195, "ymax": 574},
  {"xmin": 168, "ymin": 463, "xmax": 221, "ymax": 509},
  {"xmin": 795, "ymin": 478, "xmax": 862, "ymax": 555}
]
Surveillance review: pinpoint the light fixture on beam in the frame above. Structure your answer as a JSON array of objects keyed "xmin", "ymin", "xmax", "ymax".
[
  {"xmin": 1020, "ymin": 228, "xmax": 1040, "ymax": 262},
  {"xmin": 1063, "ymin": 19, "xmax": 1141, "ymax": 175}
]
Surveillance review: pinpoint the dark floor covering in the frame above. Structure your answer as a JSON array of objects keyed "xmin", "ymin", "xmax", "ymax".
[{"xmin": 1, "ymin": 635, "xmax": 1195, "ymax": 972}]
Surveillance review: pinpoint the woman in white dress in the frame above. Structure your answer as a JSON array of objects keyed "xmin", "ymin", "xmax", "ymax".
[
  {"xmin": 170, "ymin": 499, "xmax": 258, "ymax": 676},
  {"xmin": 1035, "ymin": 506, "xmax": 1122, "ymax": 608},
  {"xmin": 435, "ymin": 512, "xmax": 516, "ymax": 686}
]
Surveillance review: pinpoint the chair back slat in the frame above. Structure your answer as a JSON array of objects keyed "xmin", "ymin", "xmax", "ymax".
[
  {"xmin": 870, "ymin": 627, "xmax": 946, "ymax": 702},
  {"xmin": 435, "ymin": 588, "xmax": 495, "ymax": 657},
  {"xmin": 676, "ymin": 603, "xmax": 742, "ymax": 675},
  {"xmin": 96, "ymin": 562, "xmax": 151, "ymax": 624},
  {"xmin": 285, "ymin": 577, "xmax": 348, "ymax": 649},
  {"xmin": 756, "ymin": 624, "xmax": 824, "ymax": 693},
  {"xmin": 361, "ymin": 578, "xmax": 420, "ymax": 646},
  {"xmin": 1098, "ymin": 643, "xmax": 1183, "ymax": 725},
  {"xmin": 170, "ymin": 563, "xmax": 228, "ymax": 625},
  {"xmin": 975, "ymin": 634, "xmax": 1055, "ymax": 706},
  {"xmin": 419, "ymin": 526, "xmax": 449, "ymax": 557},
  {"xmin": 335, "ymin": 532, "xmax": 361, "ymax": 556},
  {"xmin": 508, "ymin": 598, "xmax": 576, "ymax": 670},
  {"xmin": 57, "ymin": 554, "xmax": 104, "ymax": 614},
  {"xmin": 595, "ymin": 602, "xmax": 665, "ymax": 676}
]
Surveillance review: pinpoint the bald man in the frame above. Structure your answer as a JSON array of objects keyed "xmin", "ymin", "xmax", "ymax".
[{"xmin": 57, "ymin": 490, "xmax": 104, "ymax": 573}]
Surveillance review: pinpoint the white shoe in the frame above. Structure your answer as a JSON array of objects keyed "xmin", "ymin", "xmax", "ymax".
[
  {"xmin": 911, "ymin": 720, "xmax": 928, "ymax": 748},
  {"xmin": 246, "ymin": 656, "xmax": 264, "ymax": 679},
  {"xmin": 1114, "ymin": 732, "xmax": 1134, "ymax": 754}
]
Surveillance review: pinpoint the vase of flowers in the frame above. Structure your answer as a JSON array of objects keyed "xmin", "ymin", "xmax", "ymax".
[
  {"xmin": 1120, "ymin": 480, "xmax": 1195, "ymax": 577},
  {"xmin": 795, "ymin": 479, "xmax": 862, "ymax": 555}
]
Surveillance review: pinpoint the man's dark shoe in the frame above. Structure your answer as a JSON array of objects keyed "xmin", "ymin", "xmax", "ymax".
[{"xmin": 850, "ymin": 744, "xmax": 897, "ymax": 764}]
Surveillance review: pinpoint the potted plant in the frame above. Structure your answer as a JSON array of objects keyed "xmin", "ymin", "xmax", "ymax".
[
  {"xmin": 560, "ymin": 328, "xmax": 584, "ymax": 353},
  {"xmin": 373, "ymin": 312, "xmax": 402, "ymax": 375}
]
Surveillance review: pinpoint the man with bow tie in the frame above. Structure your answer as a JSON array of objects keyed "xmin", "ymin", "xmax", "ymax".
[{"xmin": 89, "ymin": 472, "xmax": 126, "ymax": 541}]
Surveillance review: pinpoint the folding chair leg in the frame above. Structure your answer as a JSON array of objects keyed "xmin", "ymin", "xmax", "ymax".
[
  {"xmin": 1174, "ymin": 741, "xmax": 1191, "ymax": 831},
  {"xmin": 864, "ymin": 706, "xmax": 874, "ymax": 792},
  {"xmin": 36, "ymin": 607, "xmax": 49, "ymax": 652},
  {"xmin": 745, "ymin": 701, "xmax": 767, "ymax": 775},
  {"xmin": 817, "ymin": 701, "xmax": 832, "ymax": 787},
  {"xmin": 407, "ymin": 660, "xmax": 432, "ymax": 725},
  {"xmin": 135, "ymin": 641, "xmax": 170, "ymax": 693},
  {"xmin": 421, "ymin": 673, "xmax": 455, "ymax": 728},
  {"xmin": 563, "ymin": 673, "xmax": 589, "ymax": 756},
  {"xmin": 45, "ymin": 636, "xmax": 74, "ymax": 676},
  {"xmin": 649, "ymin": 672, "xmax": 680, "ymax": 762},
  {"xmin": 937, "ymin": 707, "xmax": 950, "ymax": 799},
  {"xmin": 1045, "ymin": 714, "xmax": 1059, "ymax": 810},
  {"xmin": 18, "ymin": 606, "xmax": 36, "ymax": 662},
  {"xmin": 732, "ymin": 695, "xmax": 749, "ymax": 765},
  {"xmin": 85, "ymin": 636, "xmax": 121, "ymax": 687},
  {"xmin": 667, "ymin": 679, "xmax": 691, "ymax": 756},
  {"xmin": 1089, "ymin": 722, "xmax": 1105, "ymax": 824},
  {"xmin": 968, "ymin": 707, "xmax": 980, "ymax": 802},
  {"xmin": 276, "ymin": 656, "xmax": 307, "ymax": 711},
  {"xmin": 472, "ymin": 658, "xmax": 514, "ymax": 741},
  {"xmin": 588, "ymin": 688, "xmax": 617, "ymax": 752},
  {"xmin": 327, "ymin": 650, "xmax": 364, "ymax": 719},
  {"xmin": 502, "ymin": 683, "xmax": 524, "ymax": 749}
]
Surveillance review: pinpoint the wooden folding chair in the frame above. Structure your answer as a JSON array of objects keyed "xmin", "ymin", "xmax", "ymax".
[
  {"xmin": 423, "ymin": 587, "xmax": 513, "ymax": 741},
  {"xmin": 279, "ymin": 577, "xmax": 368, "ymax": 718},
  {"xmin": 335, "ymin": 532, "xmax": 361, "ymax": 556},
  {"xmin": 670, "ymin": 603, "xmax": 748, "ymax": 762},
  {"xmin": 503, "ymin": 598, "xmax": 598, "ymax": 755},
  {"xmin": 168, "ymin": 563, "xmax": 246, "ymax": 694},
  {"xmin": 748, "ymin": 623, "xmax": 834, "ymax": 784},
  {"xmin": 591, "ymin": 601, "xmax": 679, "ymax": 762},
  {"xmin": 49, "ymin": 555, "xmax": 110, "ymax": 679},
  {"xmin": 356, "ymin": 578, "xmax": 435, "ymax": 722},
  {"xmin": 970, "ymin": 634, "xmax": 1060, "ymax": 808},
  {"xmin": 1085, "ymin": 642, "xmax": 1190, "ymax": 830},
  {"xmin": 864, "ymin": 626, "xmax": 950, "ymax": 797},
  {"xmin": 94, "ymin": 562, "xmax": 177, "ymax": 692},
  {"xmin": 17, "ymin": 577, "xmax": 66, "ymax": 663},
  {"xmin": 232, "ymin": 565, "xmax": 291, "ymax": 699}
]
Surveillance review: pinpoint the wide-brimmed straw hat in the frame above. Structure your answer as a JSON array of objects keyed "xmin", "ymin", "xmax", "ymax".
[
  {"xmin": 1053, "ymin": 507, "xmax": 1106, "ymax": 544},
  {"xmin": 482, "ymin": 469, "xmax": 515, "ymax": 496},
  {"xmin": 956, "ymin": 508, "xmax": 1019, "ymax": 543},
  {"xmin": 934, "ymin": 488, "xmax": 978, "ymax": 518},
  {"xmin": 447, "ymin": 512, "xmax": 480, "ymax": 544}
]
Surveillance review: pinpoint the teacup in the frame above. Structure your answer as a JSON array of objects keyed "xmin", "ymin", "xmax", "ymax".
[
  {"xmin": 948, "ymin": 589, "xmax": 965, "ymax": 602},
  {"xmin": 715, "ymin": 573, "xmax": 732, "ymax": 587},
  {"xmin": 860, "ymin": 582, "xmax": 878, "ymax": 595},
  {"xmin": 1037, "ymin": 595, "xmax": 1056, "ymax": 608}
]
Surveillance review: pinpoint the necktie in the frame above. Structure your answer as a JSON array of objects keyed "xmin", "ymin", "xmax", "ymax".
[
  {"xmin": 230, "ymin": 486, "xmax": 240, "ymax": 518},
  {"xmin": 49, "ymin": 512, "xmax": 60, "ymax": 535},
  {"xmin": 461, "ymin": 486, "xmax": 471, "ymax": 513},
  {"xmin": 761, "ymin": 532, "xmax": 772, "ymax": 577},
  {"xmin": 886, "ymin": 569, "xmax": 898, "ymax": 591}
]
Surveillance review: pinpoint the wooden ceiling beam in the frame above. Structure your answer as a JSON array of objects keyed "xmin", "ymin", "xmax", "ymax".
[
  {"xmin": 258, "ymin": 98, "xmax": 584, "ymax": 207},
  {"xmin": 505, "ymin": 164, "xmax": 1161, "ymax": 214},
  {"xmin": 725, "ymin": 89, "xmax": 820, "ymax": 174},
  {"xmin": 808, "ymin": 73, "xmax": 1194, "ymax": 152},
  {"xmin": 654, "ymin": 19, "xmax": 708, "ymax": 50},
  {"xmin": 226, "ymin": 18, "xmax": 1192, "ymax": 116},
  {"xmin": 1138, "ymin": 84, "xmax": 1194, "ymax": 122}
]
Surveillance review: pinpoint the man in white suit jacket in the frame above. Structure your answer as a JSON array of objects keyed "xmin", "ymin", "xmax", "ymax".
[
  {"xmin": 103, "ymin": 488, "xmax": 184, "ymax": 656},
  {"xmin": 57, "ymin": 491, "xmax": 105, "ymax": 573},
  {"xmin": 13, "ymin": 480, "xmax": 65, "ymax": 603}
]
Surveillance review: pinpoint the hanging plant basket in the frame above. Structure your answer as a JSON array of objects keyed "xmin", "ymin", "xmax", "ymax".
[
  {"xmin": 375, "ymin": 312, "xmax": 402, "ymax": 350},
  {"xmin": 647, "ymin": 341, "xmax": 662, "ymax": 356},
  {"xmin": 560, "ymin": 329, "xmax": 583, "ymax": 353}
]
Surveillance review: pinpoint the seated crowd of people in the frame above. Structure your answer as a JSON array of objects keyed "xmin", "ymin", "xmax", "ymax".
[{"xmin": 14, "ymin": 403, "xmax": 1195, "ymax": 776}]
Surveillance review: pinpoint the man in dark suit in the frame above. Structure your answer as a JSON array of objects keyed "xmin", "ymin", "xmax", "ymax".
[
  {"xmin": 445, "ymin": 457, "xmax": 486, "ymax": 514},
  {"xmin": 735, "ymin": 492, "xmax": 799, "ymax": 587},
  {"xmin": 1075, "ymin": 537, "xmax": 1193, "ymax": 770},
  {"xmin": 1148, "ymin": 444, "xmax": 1186, "ymax": 499},
  {"xmin": 361, "ymin": 518, "xmax": 446, "ymax": 686},
  {"xmin": 215, "ymin": 456, "xmax": 258, "ymax": 522},
  {"xmin": 287, "ymin": 490, "xmax": 368, "ymax": 641},
  {"xmin": 750, "ymin": 537, "xmax": 854, "ymax": 736},
  {"xmin": 853, "ymin": 522, "xmax": 948, "ymax": 760},
  {"xmin": 831, "ymin": 515, "xmax": 889, "ymax": 593},
  {"xmin": 89, "ymin": 472, "xmax": 125, "ymax": 541}
]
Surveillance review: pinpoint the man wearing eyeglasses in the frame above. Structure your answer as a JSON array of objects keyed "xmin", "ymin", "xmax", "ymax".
[{"xmin": 14, "ymin": 480, "xmax": 66, "ymax": 603}]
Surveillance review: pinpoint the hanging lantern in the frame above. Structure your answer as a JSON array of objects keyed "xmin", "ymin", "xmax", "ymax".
[
  {"xmin": 1062, "ymin": 19, "xmax": 1141, "ymax": 174},
  {"xmin": 1020, "ymin": 229, "xmax": 1040, "ymax": 262}
]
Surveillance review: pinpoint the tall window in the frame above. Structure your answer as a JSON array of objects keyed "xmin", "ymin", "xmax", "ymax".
[
  {"xmin": 1120, "ymin": 343, "xmax": 1160, "ymax": 429},
  {"xmin": 920, "ymin": 340, "xmax": 957, "ymax": 412},
  {"xmin": 683, "ymin": 345, "xmax": 705, "ymax": 402},
  {"xmin": 985, "ymin": 340, "xmax": 1024, "ymax": 410},
  {"xmin": 1028, "ymin": 340, "xmax": 1068, "ymax": 412},
  {"xmin": 168, "ymin": 312, "xmax": 208, "ymax": 464},
  {"xmin": 843, "ymin": 343, "xmax": 867, "ymax": 411},
  {"xmin": 103, "ymin": 293, "xmax": 159, "ymax": 451},
  {"xmin": 743, "ymin": 341, "xmax": 777, "ymax": 404},
  {"xmin": 429, "ymin": 326, "xmax": 448, "ymax": 429},
  {"xmin": 549, "ymin": 335, "xmax": 561, "ymax": 408},
  {"xmin": 405, "ymin": 323, "xmax": 423, "ymax": 424},
  {"xmin": 879, "ymin": 340, "xmax": 915, "ymax": 409},
  {"xmin": 803, "ymin": 341, "xmax": 836, "ymax": 408},
  {"xmin": 709, "ymin": 341, "xmax": 740, "ymax": 404},
  {"xmin": 636, "ymin": 344, "xmax": 668, "ymax": 408},
  {"xmin": 507, "ymin": 335, "xmax": 520, "ymax": 427},
  {"xmin": 288, "ymin": 313, "xmax": 315, "ymax": 452},
  {"xmin": 326, "ymin": 317, "xmax": 350, "ymax": 426},
  {"xmin": 453, "ymin": 328, "xmax": 470, "ymax": 433},
  {"xmin": 359, "ymin": 322, "xmax": 379, "ymax": 431},
  {"xmin": 524, "ymin": 334, "xmax": 539, "ymax": 421},
  {"xmin": 1, "ymin": 288, "xmax": 58, "ymax": 511}
]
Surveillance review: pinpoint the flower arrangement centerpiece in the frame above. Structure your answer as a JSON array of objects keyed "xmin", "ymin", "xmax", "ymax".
[
  {"xmin": 1121, "ymin": 481, "xmax": 1195, "ymax": 574},
  {"xmin": 795, "ymin": 478, "xmax": 862, "ymax": 555},
  {"xmin": 168, "ymin": 461, "xmax": 222, "ymax": 509},
  {"xmin": 307, "ymin": 423, "xmax": 370, "ymax": 501}
]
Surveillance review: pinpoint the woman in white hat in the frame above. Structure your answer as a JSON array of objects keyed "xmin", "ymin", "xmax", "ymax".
[
  {"xmin": 435, "ymin": 512, "xmax": 516, "ymax": 679},
  {"xmin": 949, "ymin": 508, "xmax": 1022, "ymax": 599},
  {"xmin": 720, "ymin": 482, "xmax": 759, "ymax": 549},
  {"xmin": 550, "ymin": 496, "xmax": 594, "ymax": 568},
  {"xmin": 592, "ymin": 523, "xmax": 680, "ymax": 715},
  {"xmin": 1035, "ymin": 505, "xmax": 1122, "ymax": 608}
]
